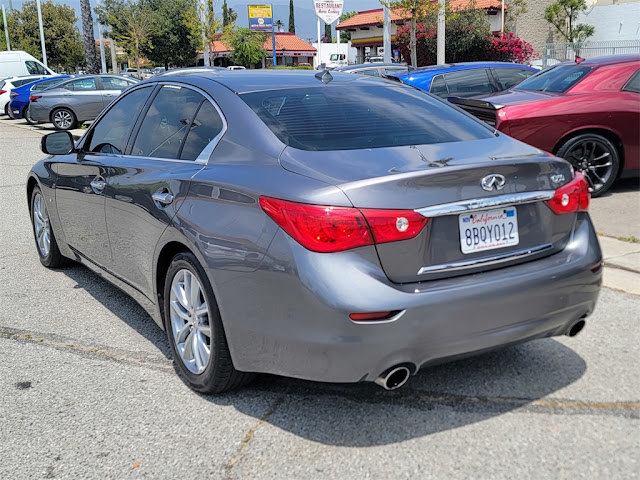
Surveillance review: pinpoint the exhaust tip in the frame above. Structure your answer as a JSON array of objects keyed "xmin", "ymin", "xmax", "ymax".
[
  {"xmin": 374, "ymin": 366, "xmax": 411, "ymax": 390},
  {"xmin": 567, "ymin": 319, "xmax": 586, "ymax": 337}
]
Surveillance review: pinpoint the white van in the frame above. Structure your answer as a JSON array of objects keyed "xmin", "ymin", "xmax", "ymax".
[{"xmin": 0, "ymin": 50, "xmax": 55, "ymax": 78}]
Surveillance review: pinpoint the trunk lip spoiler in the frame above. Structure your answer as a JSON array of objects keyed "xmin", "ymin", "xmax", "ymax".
[
  {"xmin": 414, "ymin": 190, "xmax": 555, "ymax": 218},
  {"xmin": 449, "ymin": 96, "xmax": 503, "ymax": 110}
]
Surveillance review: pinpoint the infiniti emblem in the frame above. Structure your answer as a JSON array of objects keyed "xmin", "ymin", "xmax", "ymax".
[{"xmin": 481, "ymin": 174, "xmax": 506, "ymax": 191}]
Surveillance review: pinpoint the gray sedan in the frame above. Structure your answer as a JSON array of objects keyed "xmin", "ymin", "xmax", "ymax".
[
  {"xmin": 27, "ymin": 70, "xmax": 602, "ymax": 393},
  {"xmin": 28, "ymin": 74, "xmax": 139, "ymax": 130}
]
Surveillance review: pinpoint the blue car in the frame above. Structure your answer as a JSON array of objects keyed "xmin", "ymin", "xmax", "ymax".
[
  {"xmin": 9, "ymin": 75, "xmax": 71, "ymax": 122},
  {"xmin": 394, "ymin": 62, "xmax": 537, "ymax": 99}
]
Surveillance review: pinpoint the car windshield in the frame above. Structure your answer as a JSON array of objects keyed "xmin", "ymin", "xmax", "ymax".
[
  {"xmin": 514, "ymin": 64, "xmax": 590, "ymax": 93},
  {"xmin": 240, "ymin": 85, "xmax": 493, "ymax": 151}
]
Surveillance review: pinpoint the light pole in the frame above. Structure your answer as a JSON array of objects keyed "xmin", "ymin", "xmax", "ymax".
[
  {"xmin": 2, "ymin": 5, "xmax": 10, "ymax": 51},
  {"xmin": 36, "ymin": 0, "xmax": 47, "ymax": 66},
  {"xmin": 437, "ymin": 0, "xmax": 445, "ymax": 65}
]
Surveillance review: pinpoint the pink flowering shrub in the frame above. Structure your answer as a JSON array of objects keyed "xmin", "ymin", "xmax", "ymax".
[{"xmin": 488, "ymin": 32, "xmax": 537, "ymax": 64}]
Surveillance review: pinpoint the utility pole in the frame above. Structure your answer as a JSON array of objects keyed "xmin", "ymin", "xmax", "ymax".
[
  {"xmin": 36, "ymin": 0, "xmax": 47, "ymax": 66},
  {"xmin": 383, "ymin": 5, "xmax": 391, "ymax": 63},
  {"xmin": 501, "ymin": 0, "xmax": 505, "ymax": 34},
  {"xmin": 96, "ymin": 0, "xmax": 107, "ymax": 73},
  {"xmin": 437, "ymin": 0, "xmax": 445, "ymax": 65},
  {"xmin": 2, "ymin": 5, "xmax": 10, "ymax": 50}
]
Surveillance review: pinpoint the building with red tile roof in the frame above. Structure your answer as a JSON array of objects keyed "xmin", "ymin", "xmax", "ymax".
[
  {"xmin": 206, "ymin": 32, "xmax": 316, "ymax": 68},
  {"xmin": 336, "ymin": 1, "xmax": 505, "ymax": 63}
]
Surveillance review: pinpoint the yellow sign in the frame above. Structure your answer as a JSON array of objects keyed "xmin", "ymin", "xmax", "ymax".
[{"xmin": 248, "ymin": 5, "xmax": 272, "ymax": 19}]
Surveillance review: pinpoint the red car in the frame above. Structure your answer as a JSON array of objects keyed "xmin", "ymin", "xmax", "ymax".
[{"xmin": 452, "ymin": 55, "xmax": 640, "ymax": 196}]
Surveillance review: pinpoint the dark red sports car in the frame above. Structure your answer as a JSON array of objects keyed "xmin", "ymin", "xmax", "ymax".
[{"xmin": 452, "ymin": 55, "xmax": 639, "ymax": 196}]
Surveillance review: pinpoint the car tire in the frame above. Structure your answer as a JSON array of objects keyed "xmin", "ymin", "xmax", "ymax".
[
  {"xmin": 30, "ymin": 185, "xmax": 68, "ymax": 268},
  {"xmin": 4, "ymin": 103, "xmax": 10, "ymax": 116},
  {"xmin": 24, "ymin": 105, "xmax": 36, "ymax": 125},
  {"xmin": 556, "ymin": 133, "xmax": 620, "ymax": 197},
  {"xmin": 51, "ymin": 108, "xmax": 77, "ymax": 131},
  {"xmin": 163, "ymin": 252, "xmax": 254, "ymax": 393}
]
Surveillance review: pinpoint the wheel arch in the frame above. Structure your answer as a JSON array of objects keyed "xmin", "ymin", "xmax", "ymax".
[
  {"xmin": 154, "ymin": 240, "xmax": 193, "ymax": 328},
  {"xmin": 26, "ymin": 175, "xmax": 39, "ymax": 211},
  {"xmin": 553, "ymin": 128, "xmax": 625, "ymax": 177}
]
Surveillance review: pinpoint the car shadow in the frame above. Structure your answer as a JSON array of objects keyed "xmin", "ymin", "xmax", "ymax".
[
  {"xmin": 600, "ymin": 176, "xmax": 640, "ymax": 197},
  {"xmin": 61, "ymin": 263, "xmax": 587, "ymax": 447},
  {"xmin": 200, "ymin": 337, "xmax": 586, "ymax": 447}
]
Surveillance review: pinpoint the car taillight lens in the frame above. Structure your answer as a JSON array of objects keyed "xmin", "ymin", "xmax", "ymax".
[
  {"xmin": 0, "ymin": 90, "xmax": 6, "ymax": 95},
  {"xmin": 259, "ymin": 196, "xmax": 429, "ymax": 253},
  {"xmin": 546, "ymin": 172, "xmax": 590, "ymax": 214},
  {"xmin": 10, "ymin": 92, "xmax": 18, "ymax": 98},
  {"xmin": 29, "ymin": 95, "xmax": 41, "ymax": 102}
]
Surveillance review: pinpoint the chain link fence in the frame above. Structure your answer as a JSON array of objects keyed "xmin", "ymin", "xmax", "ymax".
[{"xmin": 542, "ymin": 40, "xmax": 640, "ymax": 68}]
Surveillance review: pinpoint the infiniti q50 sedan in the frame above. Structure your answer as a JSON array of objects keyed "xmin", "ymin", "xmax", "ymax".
[{"xmin": 27, "ymin": 70, "xmax": 602, "ymax": 393}]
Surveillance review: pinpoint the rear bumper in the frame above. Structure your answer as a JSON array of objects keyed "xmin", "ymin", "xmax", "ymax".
[{"xmin": 211, "ymin": 212, "xmax": 602, "ymax": 384}]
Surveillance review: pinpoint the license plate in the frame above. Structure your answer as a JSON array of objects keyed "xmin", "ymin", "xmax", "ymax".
[{"xmin": 459, "ymin": 207, "xmax": 519, "ymax": 254}]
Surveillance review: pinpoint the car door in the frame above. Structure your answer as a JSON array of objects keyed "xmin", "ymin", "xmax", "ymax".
[
  {"xmin": 101, "ymin": 83, "xmax": 224, "ymax": 299},
  {"xmin": 98, "ymin": 75, "xmax": 136, "ymax": 108},
  {"xmin": 63, "ymin": 77, "xmax": 104, "ymax": 120}
]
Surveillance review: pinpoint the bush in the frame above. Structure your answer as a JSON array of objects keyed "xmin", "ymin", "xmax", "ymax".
[{"xmin": 487, "ymin": 32, "xmax": 537, "ymax": 64}]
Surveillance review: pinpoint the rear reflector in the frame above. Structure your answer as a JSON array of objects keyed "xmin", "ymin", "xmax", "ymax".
[
  {"xmin": 546, "ymin": 172, "xmax": 590, "ymax": 214},
  {"xmin": 259, "ymin": 196, "xmax": 429, "ymax": 253},
  {"xmin": 349, "ymin": 311, "xmax": 399, "ymax": 321}
]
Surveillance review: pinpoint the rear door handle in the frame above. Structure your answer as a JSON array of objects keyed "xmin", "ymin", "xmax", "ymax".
[{"xmin": 152, "ymin": 191, "xmax": 174, "ymax": 206}]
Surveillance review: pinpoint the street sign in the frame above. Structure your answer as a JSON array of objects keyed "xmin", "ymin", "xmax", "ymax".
[
  {"xmin": 313, "ymin": 0, "xmax": 343, "ymax": 25},
  {"xmin": 248, "ymin": 4, "xmax": 273, "ymax": 32}
]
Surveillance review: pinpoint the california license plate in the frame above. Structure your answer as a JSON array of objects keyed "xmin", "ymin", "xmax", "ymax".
[{"xmin": 459, "ymin": 207, "xmax": 519, "ymax": 254}]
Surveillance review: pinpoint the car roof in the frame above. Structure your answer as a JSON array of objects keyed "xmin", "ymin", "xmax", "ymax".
[
  {"xmin": 155, "ymin": 68, "xmax": 403, "ymax": 93},
  {"xmin": 334, "ymin": 63, "xmax": 407, "ymax": 71},
  {"xmin": 559, "ymin": 54, "xmax": 640, "ymax": 67}
]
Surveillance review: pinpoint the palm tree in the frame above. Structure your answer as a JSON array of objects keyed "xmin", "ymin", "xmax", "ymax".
[{"xmin": 80, "ymin": 0, "xmax": 100, "ymax": 73}]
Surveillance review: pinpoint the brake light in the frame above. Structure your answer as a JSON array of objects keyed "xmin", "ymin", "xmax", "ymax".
[
  {"xmin": 29, "ymin": 95, "xmax": 41, "ymax": 102},
  {"xmin": 546, "ymin": 172, "xmax": 590, "ymax": 214},
  {"xmin": 259, "ymin": 197, "xmax": 429, "ymax": 253},
  {"xmin": 0, "ymin": 90, "xmax": 6, "ymax": 95}
]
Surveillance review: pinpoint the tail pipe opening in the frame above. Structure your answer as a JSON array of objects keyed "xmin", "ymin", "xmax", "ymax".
[
  {"xmin": 566, "ymin": 318, "xmax": 587, "ymax": 337},
  {"xmin": 374, "ymin": 365, "xmax": 411, "ymax": 390}
]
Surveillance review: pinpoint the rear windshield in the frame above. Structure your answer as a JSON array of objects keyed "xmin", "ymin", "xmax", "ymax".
[
  {"xmin": 240, "ymin": 85, "xmax": 493, "ymax": 151},
  {"xmin": 515, "ymin": 64, "xmax": 590, "ymax": 93}
]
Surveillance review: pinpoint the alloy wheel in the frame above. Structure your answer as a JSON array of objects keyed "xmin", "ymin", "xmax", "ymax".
[
  {"xmin": 32, "ymin": 192, "xmax": 51, "ymax": 258},
  {"xmin": 53, "ymin": 109, "xmax": 74, "ymax": 130},
  {"xmin": 565, "ymin": 138, "xmax": 615, "ymax": 195},
  {"xmin": 169, "ymin": 269, "xmax": 212, "ymax": 374}
]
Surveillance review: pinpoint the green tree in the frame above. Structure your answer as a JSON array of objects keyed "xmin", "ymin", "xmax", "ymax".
[
  {"xmin": 288, "ymin": 0, "xmax": 295, "ymax": 33},
  {"xmin": 98, "ymin": 0, "xmax": 159, "ymax": 72},
  {"xmin": 222, "ymin": 27, "xmax": 266, "ymax": 68},
  {"xmin": 183, "ymin": 0, "xmax": 221, "ymax": 65},
  {"xmin": 338, "ymin": 11, "xmax": 357, "ymax": 42},
  {"xmin": 324, "ymin": 22, "xmax": 331, "ymax": 42},
  {"xmin": 382, "ymin": 0, "xmax": 438, "ymax": 67},
  {"xmin": 222, "ymin": 0, "xmax": 237, "ymax": 28},
  {"xmin": 2, "ymin": 1, "xmax": 84, "ymax": 72},
  {"xmin": 544, "ymin": 0, "xmax": 595, "ymax": 43},
  {"xmin": 145, "ymin": 0, "xmax": 198, "ymax": 68},
  {"xmin": 80, "ymin": 0, "xmax": 100, "ymax": 73}
]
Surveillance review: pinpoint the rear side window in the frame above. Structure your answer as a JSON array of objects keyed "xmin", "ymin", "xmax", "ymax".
[
  {"xmin": 622, "ymin": 69, "xmax": 640, "ymax": 93},
  {"xmin": 87, "ymin": 86, "xmax": 153, "ymax": 154},
  {"xmin": 429, "ymin": 75, "xmax": 448, "ymax": 97},
  {"xmin": 241, "ymin": 85, "xmax": 493, "ymax": 151},
  {"xmin": 493, "ymin": 67, "xmax": 535, "ymax": 90},
  {"xmin": 32, "ymin": 78, "xmax": 66, "ymax": 91},
  {"xmin": 443, "ymin": 69, "xmax": 493, "ymax": 97},
  {"xmin": 25, "ymin": 61, "xmax": 47, "ymax": 75},
  {"xmin": 101, "ymin": 76, "xmax": 134, "ymax": 90},
  {"xmin": 180, "ymin": 101, "xmax": 224, "ymax": 160},
  {"xmin": 66, "ymin": 78, "xmax": 97, "ymax": 91},
  {"xmin": 131, "ymin": 85, "xmax": 203, "ymax": 159},
  {"xmin": 355, "ymin": 69, "xmax": 379, "ymax": 77}
]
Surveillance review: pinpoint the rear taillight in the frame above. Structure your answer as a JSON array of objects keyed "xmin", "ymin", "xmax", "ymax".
[
  {"xmin": 29, "ymin": 95, "xmax": 41, "ymax": 102},
  {"xmin": 10, "ymin": 92, "xmax": 18, "ymax": 98},
  {"xmin": 259, "ymin": 196, "xmax": 429, "ymax": 253},
  {"xmin": 0, "ymin": 90, "xmax": 6, "ymax": 95},
  {"xmin": 546, "ymin": 172, "xmax": 590, "ymax": 214}
]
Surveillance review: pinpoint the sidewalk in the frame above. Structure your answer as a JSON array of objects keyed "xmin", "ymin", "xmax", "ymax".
[{"xmin": 599, "ymin": 235, "xmax": 640, "ymax": 296}]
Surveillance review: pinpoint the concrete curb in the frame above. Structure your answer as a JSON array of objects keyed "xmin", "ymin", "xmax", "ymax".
[{"xmin": 599, "ymin": 235, "xmax": 640, "ymax": 296}]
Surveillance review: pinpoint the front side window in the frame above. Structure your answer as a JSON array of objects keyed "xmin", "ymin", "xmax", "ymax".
[
  {"xmin": 241, "ymin": 85, "xmax": 493, "ymax": 151},
  {"xmin": 87, "ymin": 86, "xmax": 153, "ymax": 154},
  {"xmin": 131, "ymin": 85, "xmax": 204, "ymax": 159},
  {"xmin": 493, "ymin": 67, "xmax": 536, "ymax": 90},
  {"xmin": 26, "ymin": 61, "xmax": 47, "ymax": 75},
  {"xmin": 515, "ymin": 65, "xmax": 590, "ymax": 93},
  {"xmin": 443, "ymin": 69, "xmax": 493, "ymax": 98}
]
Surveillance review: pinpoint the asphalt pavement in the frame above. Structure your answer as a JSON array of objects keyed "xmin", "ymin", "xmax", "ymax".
[{"xmin": 0, "ymin": 118, "xmax": 638, "ymax": 479}]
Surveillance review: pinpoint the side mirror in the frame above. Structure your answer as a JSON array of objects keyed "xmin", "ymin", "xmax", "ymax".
[{"xmin": 41, "ymin": 131, "xmax": 75, "ymax": 155}]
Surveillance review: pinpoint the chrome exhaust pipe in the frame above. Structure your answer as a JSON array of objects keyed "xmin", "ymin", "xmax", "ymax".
[
  {"xmin": 566, "ymin": 319, "xmax": 586, "ymax": 337},
  {"xmin": 374, "ymin": 366, "xmax": 411, "ymax": 390}
]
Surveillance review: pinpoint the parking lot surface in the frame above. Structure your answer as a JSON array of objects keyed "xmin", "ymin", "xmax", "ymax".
[{"xmin": 1, "ymin": 119, "xmax": 638, "ymax": 479}]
